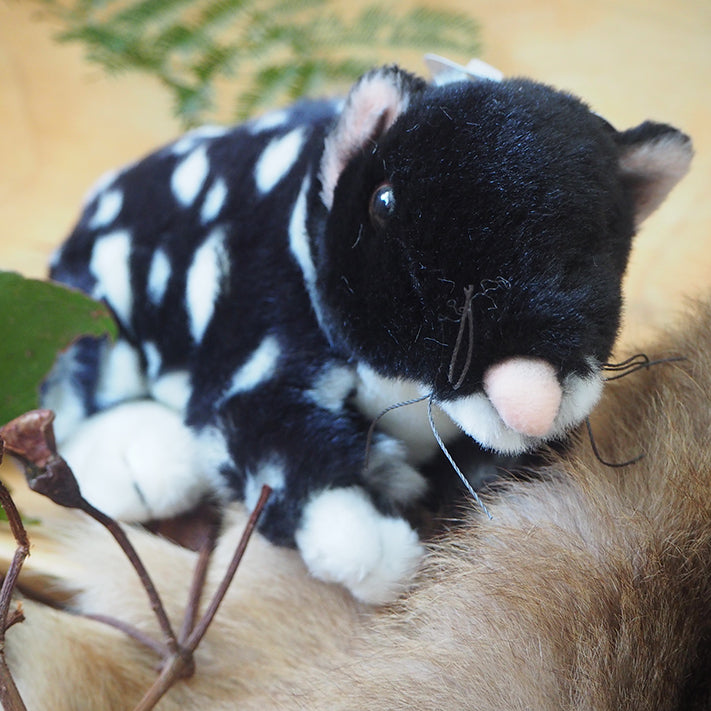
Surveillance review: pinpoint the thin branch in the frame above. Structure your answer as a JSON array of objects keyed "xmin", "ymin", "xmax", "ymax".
[
  {"xmin": 179, "ymin": 520, "xmax": 219, "ymax": 644},
  {"xmin": 81, "ymin": 613, "xmax": 169, "ymax": 657},
  {"xmin": 132, "ymin": 485, "xmax": 271, "ymax": 711},
  {"xmin": 78, "ymin": 500, "xmax": 181, "ymax": 657},
  {"xmin": 0, "ymin": 440, "xmax": 30, "ymax": 711},
  {"xmin": 2, "ymin": 411, "xmax": 181, "ymax": 656},
  {"xmin": 0, "ymin": 651, "xmax": 26, "ymax": 711},
  {"xmin": 3, "ymin": 411, "xmax": 272, "ymax": 709},
  {"xmin": 131, "ymin": 649, "xmax": 194, "ymax": 711},
  {"xmin": 185, "ymin": 485, "xmax": 270, "ymax": 650},
  {"xmin": 0, "ymin": 489, "xmax": 30, "ymax": 626}
]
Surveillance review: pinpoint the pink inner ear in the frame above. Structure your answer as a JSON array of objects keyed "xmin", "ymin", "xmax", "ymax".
[
  {"xmin": 319, "ymin": 77, "xmax": 409, "ymax": 210},
  {"xmin": 483, "ymin": 357, "xmax": 562, "ymax": 438},
  {"xmin": 619, "ymin": 134, "xmax": 693, "ymax": 226}
]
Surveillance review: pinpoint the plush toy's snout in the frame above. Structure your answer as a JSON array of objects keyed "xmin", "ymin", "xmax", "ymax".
[
  {"xmin": 483, "ymin": 357, "xmax": 562, "ymax": 438},
  {"xmin": 439, "ymin": 356, "xmax": 600, "ymax": 455}
]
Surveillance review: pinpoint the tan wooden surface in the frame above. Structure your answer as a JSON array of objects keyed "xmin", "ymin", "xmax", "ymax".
[
  {"xmin": 0, "ymin": 0, "xmax": 709, "ymax": 586},
  {"xmin": 1, "ymin": 0, "xmax": 709, "ymax": 345}
]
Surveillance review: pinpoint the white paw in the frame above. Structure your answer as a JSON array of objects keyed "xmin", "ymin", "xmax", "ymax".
[
  {"xmin": 59, "ymin": 400, "xmax": 212, "ymax": 522},
  {"xmin": 295, "ymin": 487, "xmax": 424, "ymax": 604}
]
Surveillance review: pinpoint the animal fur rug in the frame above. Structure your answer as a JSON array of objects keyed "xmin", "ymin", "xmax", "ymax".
[{"xmin": 3, "ymin": 297, "xmax": 711, "ymax": 710}]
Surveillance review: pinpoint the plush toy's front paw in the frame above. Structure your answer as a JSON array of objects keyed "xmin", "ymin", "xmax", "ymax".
[
  {"xmin": 295, "ymin": 487, "xmax": 424, "ymax": 604},
  {"xmin": 59, "ymin": 400, "xmax": 212, "ymax": 521}
]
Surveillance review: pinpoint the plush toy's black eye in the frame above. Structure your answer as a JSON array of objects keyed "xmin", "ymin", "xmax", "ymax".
[{"xmin": 369, "ymin": 183, "xmax": 396, "ymax": 229}]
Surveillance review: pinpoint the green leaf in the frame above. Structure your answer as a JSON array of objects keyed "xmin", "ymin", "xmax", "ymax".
[{"xmin": 0, "ymin": 272, "xmax": 117, "ymax": 425}]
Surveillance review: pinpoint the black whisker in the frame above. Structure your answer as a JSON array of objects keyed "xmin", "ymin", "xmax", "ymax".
[
  {"xmin": 362, "ymin": 392, "xmax": 493, "ymax": 519},
  {"xmin": 602, "ymin": 354, "xmax": 686, "ymax": 381},
  {"xmin": 427, "ymin": 395, "xmax": 493, "ymax": 519},
  {"xmin": 590, "ymin": 353, "xmax": 686, "ymax": 465},
  {"xmin": 363, "ymin": 393, "xmax": 430, "ymax": 470},
  {"xmin": 448, "ymin": 284, "xmax": 475, "ymax": 390},
  {"xmin": 585, "ymin": 417, "xmax": 644, "ymax": 468},
  {"xmin": 602, "ymin": 352, "xmax": 650, "ymax": 371}
]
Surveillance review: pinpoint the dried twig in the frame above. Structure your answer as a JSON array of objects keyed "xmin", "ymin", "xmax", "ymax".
[
  {"xmin": 2, "ymin": 410, "xmax": 272, "ymax": 711},
  {"xmin": 82, "ymin": 501, "xmax": 183, "ymax": 658},
  {"xmin": 0, "ymin": 438, "xmax": 30, "ymax": 711},
  {"xmin": 179, "ymin": 519, "xmax": 219, "ymax": 644},
  {"xmin": 1, "ymin": 411, "xmax": 181, "ymax": 647},
  {"xmin": 133, "ymin": 485, "xmax": 271, "ymax": 711}
]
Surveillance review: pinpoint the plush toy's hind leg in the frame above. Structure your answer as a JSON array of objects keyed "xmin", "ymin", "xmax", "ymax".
[
  {"xmin": 205, "ymin": 378, "xmax": 427, "ymax": 604},
  {"xmin": 59, "ymin": 400, "xmax": 216, "ymax": 521}
]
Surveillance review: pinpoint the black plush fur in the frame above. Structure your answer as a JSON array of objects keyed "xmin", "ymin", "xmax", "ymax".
[
  {"xmin": 317, "ymin": 77, "xmax": 636, "ymax": 394},
  {"xmin": 46, "ymin": 65, "xmax": 689, "ymax": 557}
]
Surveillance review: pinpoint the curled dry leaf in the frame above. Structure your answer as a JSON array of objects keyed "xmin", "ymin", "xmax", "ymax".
[
  {"xmin": 0, "ymin": 410, "xmax": 56, "ymax": 467},
  {"xmin": 0, "ymin": 410, "xmax": 84, "ymax": 509},
  {"xmin": 0, "ymin": 411, "xmax": 272, "ymax": 710}
]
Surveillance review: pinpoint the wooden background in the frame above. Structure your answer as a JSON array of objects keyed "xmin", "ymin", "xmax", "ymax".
[{"xmin": 1, "ymin": 0, "xmax": 709, "ymax": 350}]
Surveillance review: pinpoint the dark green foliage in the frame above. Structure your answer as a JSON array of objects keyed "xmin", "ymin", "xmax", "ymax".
[
  {"xmin": 34, "ymin": 0, "xmax": 480, "ymax": 124},
  {"xmin": 0, "ymin": 272, "xmax": 117, "ymax": 426}
]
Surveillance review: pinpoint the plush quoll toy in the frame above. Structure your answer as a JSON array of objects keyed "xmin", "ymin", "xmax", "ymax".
[{"xmin": 43, "ymin": 59, "xmax": 692, "ymax": 602}]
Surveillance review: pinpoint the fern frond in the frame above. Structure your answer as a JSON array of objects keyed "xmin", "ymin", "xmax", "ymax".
[
  {"xmin": 235, "ymin": 57, "xmax": 371, "ymax": 119},
  {"xmin": 35, "ymin": 0, "xmax": 481, "ymax": 125},
  {"xmin": 108, "ymin": 0, "xmax": 195, "ymax": 29}
]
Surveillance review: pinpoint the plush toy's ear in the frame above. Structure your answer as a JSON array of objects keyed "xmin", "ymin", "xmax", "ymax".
[
  {"xmin": 319, "ymin": 66, "xmax": 425, "ymax": 209},
  {"xmin": 617, "ymin": 122, "xmax": 693, "ymax": 226}
]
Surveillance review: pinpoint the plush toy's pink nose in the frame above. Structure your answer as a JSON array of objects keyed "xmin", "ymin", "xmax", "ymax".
[{"xmin": 483, "ymin": 357, "xmax": 562, "ymax": 438}]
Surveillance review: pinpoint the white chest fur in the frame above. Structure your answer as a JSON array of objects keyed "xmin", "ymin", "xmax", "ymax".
[{"xmin": 353, "ymin": 363, "xmax": 462, "ymax": 463}]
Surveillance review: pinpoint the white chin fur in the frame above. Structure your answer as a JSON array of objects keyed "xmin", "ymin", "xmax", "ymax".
[{"xmin": 439, "ymin": 369, "xmax": 604, "ymax": 455}]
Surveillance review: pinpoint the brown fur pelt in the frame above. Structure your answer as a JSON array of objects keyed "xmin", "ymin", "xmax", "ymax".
[{"xmin": 6, "ymin": 298, "xmax": 711, "ymax": 710}]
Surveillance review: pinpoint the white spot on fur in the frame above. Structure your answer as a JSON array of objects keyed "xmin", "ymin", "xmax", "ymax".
[
  {"xmin": 365, "ymin": 435, "xmax": 428, "ymax": 505},
  {"xmin": 354, "ymin": 363, "xmax": 458, "ymax": 463},
  {"xmin": 95, "ymin": 339, "xmax": 148, "ymax": 408},
  {"xmin": 171, "ymin": 125, "xmax": 227, "ymax": 155},
  {"xmin": 59, "ymin": 401, "xmax": 210, "ymax": 521},
  {"xmin": 289, "ymin": 177, "xmax": 315, "ymax": 283},
  {"xmin": 306, "ymin": 363, "xmax": 356, "ymax": 413},
  {"xmin": 89, "ymin": 188, "xmax": 123, "ymax": 230},
  {"xmin": 185, "ymin": 228, "xmax": 230, "ymax": 342},
  {"xmin": 254, "ymin": 127, "xmax": 305, "ymax": 194},
  {"xmin": 41, "ymin": 346, "xmax": 89, "ymax": 443},
  {"xmin": 171, "ymin": 145, "xmax": 209, "ymax": 206},
  {"xmin": 222, "ymin": 336, "xmax": 280, "ymax": 399},
  {"xmin": 244, "ymin": 459, "xmax": 286, "ymax": 512},
  {"xmin": 249, "ymin": 109, "xmax": 289, "ymax": 133},
  {"xmin": 48, "ymin": 244, "xmax": 64, "ymax": 270},
  {"xmin": 296, "ymin": 486, "xmax": 423, "ymax": 604},
  {"xmin": 201, "ymin": 178, "xmax": 228, "ymax": 223},
  {"xmin": 142, "ymin": 342, "xmax": 162, "ymax": 380},
  {"xmin": 90, "ymin": 230, "xmax": 133, "ymax": 327},
  {"xmin": 82, "ymin": 168, "xmax": 119, "ymax": 207},
  {"xmin": 150, "ymin": 370, "xmax": 192, "ymax": 414},
  {"xmin": 288, "ymin": 176, "xmax": 326, "ymax": 330},
  {"xmin": 147, "ymin": 248, "xmax": 171, "ymax": 304}
]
